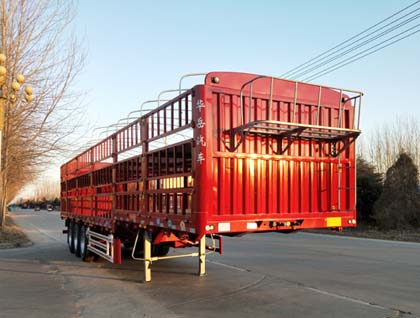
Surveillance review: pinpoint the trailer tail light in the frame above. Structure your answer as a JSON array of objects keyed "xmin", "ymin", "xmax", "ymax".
[
  {"xmin": 211, "ymin": 76, "xmax": 220, "ymax": 84},
  {"xmin": 348, "ymin": 219, "xmax": 357, "ymax": 225},
  {"xmin": 205, "ymin": 224, "xmax": 215, "ymax": 231}
]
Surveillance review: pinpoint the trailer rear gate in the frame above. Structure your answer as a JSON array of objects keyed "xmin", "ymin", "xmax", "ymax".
[{"xmin": 197, "ymin": 74, "xmax": 358, "ymax": 235}]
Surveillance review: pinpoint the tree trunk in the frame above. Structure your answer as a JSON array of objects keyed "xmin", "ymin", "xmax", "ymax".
[{"xmin": 0, "ymin": 173, "xmax": 7, "ymax": 230}]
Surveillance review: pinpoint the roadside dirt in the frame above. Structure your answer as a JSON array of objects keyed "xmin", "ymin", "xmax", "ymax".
[
  {"xmin": 0, "ymin": 214, "xmax": 31, "ymax": 248},
  {"xmin": 308, "ymin": 224, "xmax": 420, "ymax": 243}
]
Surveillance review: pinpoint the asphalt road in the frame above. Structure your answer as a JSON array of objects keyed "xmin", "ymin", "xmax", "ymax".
[{"xmin": 1, "ymin": 209, "xmax": 420, "ymax": 318}]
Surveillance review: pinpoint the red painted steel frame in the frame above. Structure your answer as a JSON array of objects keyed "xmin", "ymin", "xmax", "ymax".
[
  {"xmin": 61, "ymin": 72, "xmax": 361, "ymax": 241},
  {"xmin": 197, "ymin": 72, "xmax": 361, "ymax": 236}
]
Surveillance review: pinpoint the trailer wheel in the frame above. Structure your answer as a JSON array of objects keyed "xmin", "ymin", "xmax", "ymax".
[
  {"xmin": 79, "ymin": 224, "xmax": 87, "ymax": 260},
  {"xmin": 80, "ymin": 224, "xmax": 94, "ymax": 261},
  {"xmin": 74, "ymin": 221, "xmax": 81, "ymax": 257},
  {"xmin": 68, "ymin": 220, "xmax": 75, "ymax": 254}
]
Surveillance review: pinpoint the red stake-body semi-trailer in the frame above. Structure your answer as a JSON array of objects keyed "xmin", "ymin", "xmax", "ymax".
[{"xmin": 60, "ymin": 72, "xmax": 362, "ymax": 282}]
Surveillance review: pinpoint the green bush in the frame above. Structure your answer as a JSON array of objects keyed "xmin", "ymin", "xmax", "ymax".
[
  {"xmin": 356, "ymin": 157, "xmax": 383, "ymax": 224},
  {"xmin": 373, "ymin": 153, "xmax": 420, "ymax": 230}
]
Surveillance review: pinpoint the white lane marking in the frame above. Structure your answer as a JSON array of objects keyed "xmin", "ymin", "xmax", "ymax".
[
  {"xmin": 207, "ymin": 260, "xmax": 249, "ymax": 272},
  {"xmin": 209, "ymin": 259, "xmax": 410, "ymax": 315},
  {"xmin": 303, "ymin": 286, "xmax": 387, "ymax": 310},
  {"xmin": 27, "ymin": 222, "xmax": 62, "ymax": 242},
  {"xmin": 304, "ymin": 286, "xmax": 413, "ymax": 315}
]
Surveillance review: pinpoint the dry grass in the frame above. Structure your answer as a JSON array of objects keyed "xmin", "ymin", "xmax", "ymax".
[{"xmin": 0, "ymin": 215, "xmax": 30, "ymax": 248}]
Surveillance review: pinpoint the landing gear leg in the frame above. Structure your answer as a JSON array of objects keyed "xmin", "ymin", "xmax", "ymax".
[
  {"xmin": 144, "ymin": 231, "xmax": 152, "ymax": 283},
  {"xmin": 198, "ymin": 235, "xmax": 206, "ymax": 276}
]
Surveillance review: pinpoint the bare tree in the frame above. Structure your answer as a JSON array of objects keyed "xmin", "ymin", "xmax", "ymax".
[
  {"xmin": 0, "ymin": 0, "xmax": 83, "ymax": 229},
  {"xmin": 33, "ymin": 179, "xmax": 60, "ymax": 202},
  {"xmin": 364, "ymin": 117, "xmax": 420, "ymax": 175}
]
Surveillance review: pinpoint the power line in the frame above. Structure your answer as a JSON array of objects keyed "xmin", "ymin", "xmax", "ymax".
[
  {"xmin": 280, "ymin": 0, "xmax": 420, "ymax": 80},
  {"xmin": 280, "ymin": 0, "xmax": 420, "ymax": 78},
  {"xmin": 288, "ymin": 10, "xmax": 420, "ymax": 80},
  {"xmin": 303, "ymin": 23, "xmax": 420, "ymax": 82}
]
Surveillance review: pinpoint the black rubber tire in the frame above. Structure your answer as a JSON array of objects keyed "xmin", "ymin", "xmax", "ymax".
[
  {"xmin": 68, "ymin": 220, "xmax": 75, "ymax": 254},
  {"xmin": 80, "ymin": 224, "xmax": 91, "ymax": 261},
  {"xmin": 74, "ymin": 221, "xmax": 81, "ymax": 257}
]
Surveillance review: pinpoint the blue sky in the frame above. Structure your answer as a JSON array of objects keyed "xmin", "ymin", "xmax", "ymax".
[
  {"xmin": 18, "ymin": 0, "xmax": 420, "ymax": 197},
  {"xmin": 74, "ymin": 0, "xmax": 420, "ymax": 144},
  {"xmin": 72, "ymin": 0, "xmax": 420, "ymax": 147}
]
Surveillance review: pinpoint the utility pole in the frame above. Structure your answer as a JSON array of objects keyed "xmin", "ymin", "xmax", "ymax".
[{"xmin": 0, "ymin": 52, "xmax": 33, "ymax": 229}]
